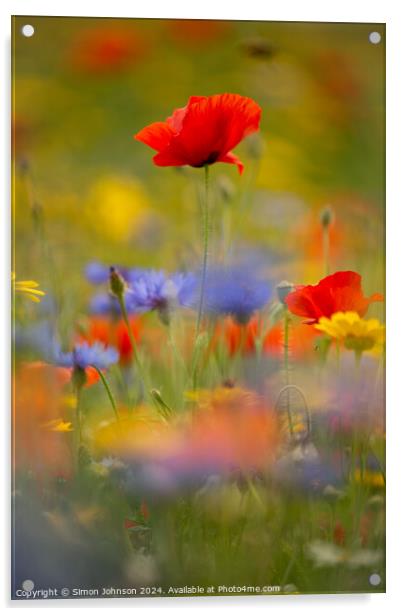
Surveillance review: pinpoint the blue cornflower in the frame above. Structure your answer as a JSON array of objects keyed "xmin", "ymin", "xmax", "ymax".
[
  {"xmin": 127, "ymin": 269, "xmax": 196, "ymax": 323},
  {"xmin": 85, "ymin": 262, "xmax": 110, "ymax": 285},
  {"xmin": 194, "ymin": 265, "xmax": 272, "ymax": 324},
  {"xmin": 54, "ymin": 341, "xmax": 119, "ymax": 370}
]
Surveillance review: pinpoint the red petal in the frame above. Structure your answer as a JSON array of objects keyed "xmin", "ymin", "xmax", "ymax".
[
  {"xmin": 285, "ymin": 286, "xmax": 324, "ymax": 321},
  {"xmin": 218, "ymin": 151, "xmax": 244, "ymax": 174},
  {"xmin": 167, "ymin": 96, "xmax": 207, "ymax": 131},
  {"xmin": 175, "ymin": 93, "xmax": 261, "ymax": 165},
  {"xmin": 368, "ymin": 292, "xmax": 384, "ymax": 303},
  {"xmin": 136, "ymin": 94, "xmax": 261, "ymax": 171},
  {"xmin": 152, "ymin": 149, "xmax": 188, "ymax": 167},
  {"xmin": 134, "ymin": 121, "xmax": 174, "ymax": 151},
  {"xmin": 84, "ymin": 366, "xmax": 100, "ymax": 387},
  {"xmin": 285, "ymin": 270, "xmax": 383, "ymax": 322}
]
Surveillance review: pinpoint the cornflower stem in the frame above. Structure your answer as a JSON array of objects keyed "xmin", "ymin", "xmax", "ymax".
[
  {"xmin": 323, "ymin": 223, "xmax": 330, "ymax": 276},
  {"xmin": 283, "ymin": 310, "xmax": 294, "ymax": 437},
  {"xmin": 167, "ymin": 320, "xmax": 188, "ymax": 411},
  {"xmin": 74, "ymin": 385, "xmax": 83, "ymax": 471},
  {"xmin": 92, "ymin": 366, "xmax": 120, "ymax": 422},
  {"xmin": 196, "ymin": 164, "xmax": 210, "ymax": 337}
]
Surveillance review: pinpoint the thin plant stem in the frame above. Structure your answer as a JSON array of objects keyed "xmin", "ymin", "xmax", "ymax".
[
  {"xmin": 283, "ymin": 310, "xmax": 294, "ymax": 437},
  {"xmin": 74, "ymin": 385, "xmax": 83, "ymax": 470},
  {"xmin": 245, "ymin": 474, "xmax": 265, "ymax": 511},
  {"xmin": 92, "ymin": 365, "xmax": 120, "ymax": 422},
  {"xmin": 323, "ymin": 224, "xmax": 330, "ymax": 276},
  {"xmin": 196, "ymin": 164, "xmax": 210, "ymax": 337}
]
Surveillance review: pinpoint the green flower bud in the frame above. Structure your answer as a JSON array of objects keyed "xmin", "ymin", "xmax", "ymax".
[
  {"xmin": 277, "ymin": 280, "xmax": 294, "ymax": 305},
  {"xmin": 109, "ymin": 266, "xmax": 126, "ymax": 299},
  {"xmin": 320, "ymin": 205, "xmax": 334, "ymax": 228}
]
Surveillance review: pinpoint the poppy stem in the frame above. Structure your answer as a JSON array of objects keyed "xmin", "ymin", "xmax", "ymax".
[
  {"xmin": 283, "ymin": 310, "xmax": 294, "ymax": 437},
  {"xmin": 196, "ymin": 164, "xmax": 210, "ymax": 336},
  {"xmin": 323, "ymin": 226, "xmax": 330, "ymax": 276}
]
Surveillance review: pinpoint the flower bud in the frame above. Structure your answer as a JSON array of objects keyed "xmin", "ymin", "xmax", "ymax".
[
  {"xmin": 320, "ymin": 205, "xmax": 334, "ymax": 228},
  {"xmin": 109, "ymin": 266, "xmax": 126, "ymax": 298},
  {"xmin": 217, "ymin": 175, "xmax": 236, "ymax": 203},
  {"xmin": 245, "ymin": 133, "xmax": 265, "ymax": 159},
  {"xmin": 277, "ymin": 280, "xmax": 294, "ymax": 305}
]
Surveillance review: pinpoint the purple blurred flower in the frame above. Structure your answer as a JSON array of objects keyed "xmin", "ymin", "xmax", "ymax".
[
  {"xmin": 193, "ymin": 265, "xmax": 272, "ymax": 323},
  {"xmin": 127, "ymin": 270, "xmax": 196, "ymax": 323},
  {"xmin": 54, "ymin": 341, "xmax": 119, "ymax": 370},
  {"xmin": 89, "ymin": 291, "xmax": 139, "ymax": 316},
  {"xmin": 85, "ymin": 262, "xmax": 110, "ymax": 285}
]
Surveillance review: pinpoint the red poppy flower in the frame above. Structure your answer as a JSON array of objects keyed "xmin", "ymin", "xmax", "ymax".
[
  {"xmin": 285, "ymin": 271, "xmax": 383, "ymax": 324},
  {"xmin": 69, "ymin": 27, "xmax": 146, "ymax": 74},
  {"xmin": 166, "ymin": 19, "xmax": 230, "ymax": 48},
  {"xmin": 134, "ymin": 93, "xmax": 262, "ymax": 174},
  {"xmin": 217, "ymin": 316, "xmax": 260, "ymax": 356}
]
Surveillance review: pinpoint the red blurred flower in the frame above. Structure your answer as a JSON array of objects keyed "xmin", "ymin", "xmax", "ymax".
[
  {"xmin": 166, "ymin": 19, "xmax": 230, "ymax": 47},
  {"xmin": 263, "ymin": 321, "xmax": 320, "ymax": 358},
  {"xmin": 69, "ymin": 27, "xmax": 146, "ymax": 74},
  {"xmin": 285, "ymin": 271, "xmax": 383, "ymax": 324},
  {"xmin": 333, "ymin": 521, "xmax": 346, "ymax": 546},
  {"xmin": 218, "ymin": 316, "xmax": 260, "ymax": 356},
  {"xmin": 135, "ymin": 93, "xmax": 262, "ymax": 174},
  {"xmin": 217, "ymin": 316, "xmax": 319, "ymax": 358},
  {"xmin": 78, "ymin": 316, "xmax": 141, "ymax": 365}
]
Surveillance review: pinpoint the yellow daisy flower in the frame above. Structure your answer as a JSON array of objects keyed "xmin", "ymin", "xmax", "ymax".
[
  {"xmin": 42, "ymin": 419, "xmax": 73, "ymax": 432},
  {"xmin": 12, "ymin": 272, "xmax": 46, "ymax": 303},
  {"xmin": 315, "ymin": 311, "xmax": 385, "ymax": 355}
]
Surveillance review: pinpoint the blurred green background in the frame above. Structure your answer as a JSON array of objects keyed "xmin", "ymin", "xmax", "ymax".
[{"xmin": 12, "ymin": 16, "xmax": 385, "ymax": 325}]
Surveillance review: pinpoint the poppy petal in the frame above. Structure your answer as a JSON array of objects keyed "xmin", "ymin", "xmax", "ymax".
[
  {"xmin": 167, "ymin": 96, "xmax": 207, "ymax": 132},
  {"xmin": 134, "ymin": 122, "xmax": 174, "ymax": 151},
  {"xmin": 152, "ymin": 148, "xmax": 188, "ymax": 167},
  {"xmin": 218, "ymin": 151, "xmax": 244, "ymax": 175},
  {"xmin": 176, "ymin": 94, "xmax": 261, "ymax": 165},
  {"xmin": 135, "ymin": 93, "xmax": 262, "ymax": 172},
  {"xmin": 285, "ymin": 270, "xmax": 383, "ymax": 323},
  {"xmin": 84, "ymin": 366, "xmax": 101, "ymax": 387}
]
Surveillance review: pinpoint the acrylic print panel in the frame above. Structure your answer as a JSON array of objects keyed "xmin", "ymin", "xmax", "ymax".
[{"xmin": 11, "ymin": 16, "xmax": 385, "ymax": 600}]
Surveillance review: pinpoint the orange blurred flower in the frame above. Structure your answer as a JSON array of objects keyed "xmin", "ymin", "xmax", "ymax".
[
  {"xmin": 96, "ymin": 392, "xmax": 280, "ymax": 474},
  {"xmin": 214, "ymin": 315, "xmax": 320, "ymax": 359},
  {"xmin": 13, "ymin": 363, "xmax": 73, "ymax": 480}
]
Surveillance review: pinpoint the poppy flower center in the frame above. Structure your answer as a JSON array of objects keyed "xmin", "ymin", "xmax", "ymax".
[{"xmin": 193, "ymin": 151, "xmax": 220, "ymax": 167}]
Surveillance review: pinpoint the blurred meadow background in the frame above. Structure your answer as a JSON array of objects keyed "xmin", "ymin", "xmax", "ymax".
[{"xmin": 12, "ymin": 17, "xmax": 385, "ymax": 598}]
